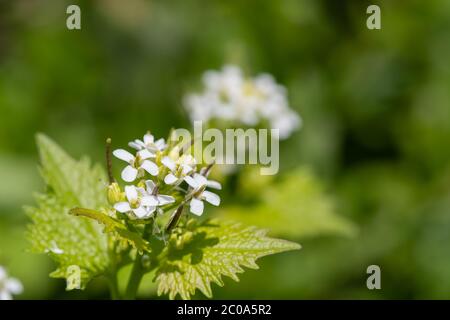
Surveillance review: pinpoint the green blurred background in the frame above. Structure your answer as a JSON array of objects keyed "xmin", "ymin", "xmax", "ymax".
[{"xmin": 1, "ymin": 0, "xmax": 450, "ymax": 299}]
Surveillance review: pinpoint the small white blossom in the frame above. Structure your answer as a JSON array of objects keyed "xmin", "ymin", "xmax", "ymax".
[
  {"xmin": 271, "ymin": 109, "xmax": 301, "ymax": 140},
  {"xmin": 184, "ymin": 65, "xmax": 301, "ymax": 139},
  {"xmin": 113, "ymin": 148, "xmax": 159, "ymax": 182},
  {"xmin": 138, "ymin": 180, "xmax": 176, "ymax": 207},
  {"xmin": 161, "ymin": 153, "xmax": 197, "ymax": 185},
  {"xmin": 114, "ymin": 185, "xmax": 157, "ymax": 219},
  {"xmin": 114, "ymin": 183, "xmax": 175, "ymax": 219},
  {"xmin": 0, "ymin": 266, "xmax": 23, "ymax": 300},
  {"xmin": 129, "ymin": 133, "xmax": 166, "ymax": 154},
  {"xmin": 184, "ymin": 173, "xmax": 221, "ymax": 216},
  {"xmin": 110, "ymin": 132, "xmax": 223, "ymax": 223}
]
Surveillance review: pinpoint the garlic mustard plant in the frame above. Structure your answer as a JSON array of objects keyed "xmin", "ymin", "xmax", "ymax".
[
  {"xmin": 184, "ymin": 65, "xmax": 301, "ymax": 139},
  {"xmin": 27, "ymin": 131, "xmax": 300, "ymax": 300}
]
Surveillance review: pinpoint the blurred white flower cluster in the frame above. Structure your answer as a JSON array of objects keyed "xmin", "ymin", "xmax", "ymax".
[
  {"xmin": 0, "ymin": 266, "xmax": 23, "ymax": 300},
  {"xmin": 184, "ymin": 65, "xmax": 301, "ymax": 139},
  {"xmin": 110, "ymin": 132, "xmax": 221, "ymax": 219}
]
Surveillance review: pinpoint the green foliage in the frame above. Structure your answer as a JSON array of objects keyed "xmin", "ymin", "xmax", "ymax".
[
  {"xmin": 155, "ymin": 219, "xmax": 300, "ymax": 300},
  {"xmin": 69, "ymin": 207, "xmax": 151, "ymax": 253},
  {"xmin": 26, "ymin": 135, "xmax": 301, "ymax": 298},
  {"xmin": 223, "ymin": 168, "xmax": 356, "ymax": 239},
  {"xmin": 1, "ymin": 0, "xmax": 449, "ymax": 300},
  {"xmin": 26, "ymin": 134, "xmax": 110, "ymax": 289}
]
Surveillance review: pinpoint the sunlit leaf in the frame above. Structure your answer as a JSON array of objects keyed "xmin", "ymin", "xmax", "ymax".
[
  {"xmin": 26, "ymin": 134, "xmax": 110, "ymax": 289},
  {"xmin": 155, "ymin": 219, "xmax": 300, "ymax": 300},
  {"xmin": 69, "ymin": 207, "xmax": 151, "ymax": 253}
]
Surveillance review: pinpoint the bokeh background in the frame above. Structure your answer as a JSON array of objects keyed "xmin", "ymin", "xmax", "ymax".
[{"xmin": 1, "ymin": 0, "xmax": 450, "ymax": 299}]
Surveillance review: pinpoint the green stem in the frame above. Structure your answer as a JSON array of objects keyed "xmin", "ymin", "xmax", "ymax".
[
  {"xmin": 124, "ymin": 223, "xmax": 152, "ymax": 300},
  {"xmin": 124, "ymin": 253, "xmax": 144, "ymax": 300},
  {"xmin": 108, "ymin": 272, "xmax": 120, "ymax": 300},
  {"xmin": 107, "ymin": 235, "xmax": 121, "ymax": 299}
]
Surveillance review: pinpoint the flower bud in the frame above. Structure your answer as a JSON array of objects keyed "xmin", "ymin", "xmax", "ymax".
[{"xmin": 107, "ymin": 183, "xmax": 123, "ymax": 204}]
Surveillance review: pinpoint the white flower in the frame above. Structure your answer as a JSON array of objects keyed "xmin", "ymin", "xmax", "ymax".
[
  {"xmin": 271, "ymin": 109, "xmax": 301, "ymax": 139},
  {"xmin": 138, "ymin": 180, "xmax": 175, "ymax": 207},
  {"xmin": 0, "ymin": 266, "xmax": 23, "ymax": 300},
  {"xmin": 184, "ymin": 173, "xmax": 221, "ymax": 216},
  {"xmin": 185, "ymin": 65, "xmax": 243, "ymax": 123},
  {"xmin": 161, "ymin": 153, "xmax": 197, "ymax": 185},
  {"xmin": 114, "ymin": 185, "xmax": 157, "ymax": 219},
  {"xmin": 184, "ymin": 65, "xmax": 301, "ymax": 139},
  {"xmin": 114, "ymin": 183, "xmax": 175, "ymax": 219},
  {"xmin": 129, "ymin": 133, "xmax": 166, "ymax": 154},
  {"xmin": 113, "ymin": 148, "xmax": 159, "ymax": 182}
]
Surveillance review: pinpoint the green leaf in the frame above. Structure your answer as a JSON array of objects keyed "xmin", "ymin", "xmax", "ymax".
[
  {"xmin": 222, "ymin": 167, "xmax": 357, "ymax": 239},
  {"xmin": 36, "ymin": 134, "xmax": 107, "ymax": 209},
  {"xmin": 26, "ymin": 134, "xmax": 110, "ymax": 290},
  {"xmin": 155, "ymin": 219, "xmax": 300, "ymax": 300},
  {"xmin": 69, "ymin": 207, "xmax": 151, "ymax": 253}
]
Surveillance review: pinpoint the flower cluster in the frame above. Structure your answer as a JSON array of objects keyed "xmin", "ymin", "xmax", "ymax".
[
  {"xmin": 109, "ymin": 132, "xmax": 221, "ymax": 221},
  {"xmin": 0, "ymin": 266, "xmax": 23, "ymax": 300},
  {"xmin": 184, "ymin": 65, "xmax": 301, "ymax": 139}
]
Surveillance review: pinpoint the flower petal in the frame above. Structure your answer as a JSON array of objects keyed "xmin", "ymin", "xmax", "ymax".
[
  {"xmin": 143, "ymin": 133, "xmax": 154, "ymax": 145},
  {"xmin": 157, "ymin": 195, "xmax": 175, "ymax": 205},
  {"xmin": 154, "ymin": 138, "xmax": 166, "ymax": 151},
  {"xmin": 5, "ymin": 278, "xmax": 23, "ymax": 295},
  {"xmin": 184, "ymin": 175, "xmax": 199, "ymax": 189},
  {"xmin": 193, "ymin": 173, "xmax": 208, "ymax": 187},
  {"xmin": 128, "ymin": 141, "xmax": 143, "ymax": 150},
  {"xmin": 161, "ymin": 156, "xmax": 176, "ymax": 171},
  {"xmin": 125, "ymin": 185, "xmax": 138, "ymax": 202},
  {"xmin": 145, "ymin": 180, "xmax": 156, "ymax": 193},
  {"xmin": 146, "ymin": 206, "xmax": 156, "ymax": 215},
  {"xmin": 207, "ymin": 180, "xmax": 222, "ymax": 190},
  {"xmin": 190, "ymin": 198, "xmax": 204, "ymax": 216},
  {"xmin": 202, "ymin": 191, "xmax": 220, "ymax": 206},
  {"xmin": 138, "ymin": 149, "xmax": 155, "ymax": 160},
  {"xmin": 121, "ymin": 165, "xmax": 138, "ymax": 182},
  {"xmin": 113, "ymin": 149, "xmax": 135, "ymax": 163},
  {"xmin": 181, "ymin": 164, "xmax": 193, "ymax": 175},
  {"xmin": 136, "ymin": 187, "xmax": 146, "ymax": 195},
  {"xmin": 141, "ymin": 160, "xmax": 159, "ymax": 176},
  {"xmin": 164, "ymin": 173, "xmax": 178, "ymax": 185},
  {"xmin": 141, "ymin": 196, "xmax": 159, "ymax": 206},
  {"xmin": 133, "ymin": 206, "xmax": 149, "ymax": 219},
  {"xmin": 114, "ymin": 202, "xmax": 131, "ymax": 213},
  {"xmin": 135, "ymin": 139, "xmax": 146, "ymax": 148}
]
